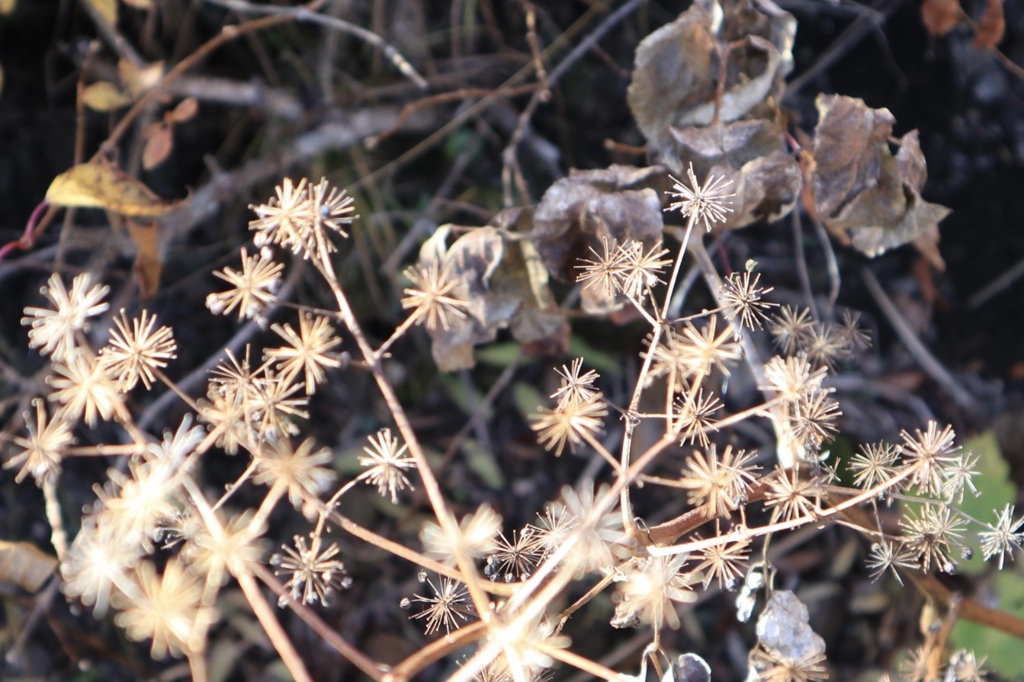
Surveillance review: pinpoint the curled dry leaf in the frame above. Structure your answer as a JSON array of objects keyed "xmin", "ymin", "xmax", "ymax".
[
  {"xmin": 806, "ymin": 95, "xmax": 951, "ymax": 268},
  {"xmin": 45, "ymin": 162, "xmax": 180, "ymax": 217},
  {"xmin": 0, "ymin": 539, "xmax": 59, "ymax": 593},
  {"xmin": 82, "ymin": 81, "xmax": 132, "ymax": 112},
  {"xmin": 627, "ymin": 0, "xmax": 798, "ymax": 229},
  {"xmin": 416, "ymin": 225, "xmax": 568, "ymax": 372},
  {"xmin": 921, "ymin": 0, "xmax": 963, "ymax": 36},
  {"xmin": 531, "ymin": 165, "xmax": 665, "ymax": 315},
  {"xmin": 124, "ymin": 218, "xmax": 162, "ymax": 300},
  {"xmin": 627, "ymin": 0, "xmax": 794, "ymax": 166}
]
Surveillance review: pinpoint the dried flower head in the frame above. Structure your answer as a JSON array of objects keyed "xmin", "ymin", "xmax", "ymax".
[
  {"xmin": 674, "ymin": 389, "xmax": 722, "ymax": 448},
  {"xmin": 48, "ymin": 353, "xmax": 123, "ymax": 427},
  {"xmin": 678, "ymin": 445, "xmax": 760, "ymax": 518},
  {"xmin": 901, "ymin": 504, "xmax": 967, "ymax": 573},
  {"xmin": 114, "ymin": 558, "xmax": 215, "ymax": 658},
  {"xmin": 865, "ymin": 539, "xmax": 918, "ymax": 585},
  {"xmin": 303, "ymin": 177, "xmax": 357, "ymax": 266},
  {"xmin": 719, "ymin": 266, "xmax": 777, "ymax": 330},
  {"xmin": 531, "ymin": 394, "xmax": 607, "ymax": 456},
  {"xmin": 619, "ymin": 240, "xmax": 672, "ymax": 300},
  {"xmin": 22, "ymin": 272, "xmax": 110, "ymax": 361},
  {"xmin": 749, "ymin": 646, "xmax": 829, "ymax": 682},
  {"xmin": 765, "ymin": 466, "xmax": 824, "ymax": 523},
  {"xmin": 248, "ymin": 365, "xmax": 309, "ymax": 441},
  {"xmin": 61, "ymin": 520, "xmax": 138, "ymax": 617},
  {"xmin": 254, "ymin": 437, "xmax": 336, "ymax": 507},
  {"xmin": 421, "ymin": 503, "xmax": 502, "ymax": 564},
  {"xmin": 248, "ymin": 178, "xmax": 356, "ymax": 269},
  {"xmin": 769, "ymin": 305, "xmax": 816, "ymax": 356},
  {"xmin": 5, "ymin": 398, "xmax": 75, "ymax": 485},
  {"xmin": 539, "ymin": 480, "xmax": 630, "ymax": 576},
  {"xmin": 900, "ymin": 421, "xmax": 960, "ymax": 498},
  {"xmin": 206, "ymin": 247, "xmax": 284, "ymax": 322},
  {"xmin": 850, "ymin": 442, "xmax": 901, "ymax": 490},
  {"xmin": 401, "ymin": 259, "xmax": 469, "ymax": 331},
  {"xmin": 271, "ymin": 532, "xmax": 349, "ymax": 606},
  {"xmin": 646, "ymin": 317, "xmax": 741, "ymax": 389},
  {"xmin": 610, "ymin": 554, "xmax": 696, "ymax": 631},
  {"xmin": 551, "ymin": 358, "xmax": 601, "ymax": 410},
  {"xmin": 761, "ymin": 355, "xmax": 828, "ymax": 403},
  {"xmin": 693, "ymin": 535, "xmax": 751, "ymax": 589},
  {"xmin": 485, "ymin": 528, "xmax": 544, "ymax": 583},
  {"xmin": 189, "ymin": 511, "xmax": 267, "ymax": 592},
  {"xmin": 803, "ymin": 322, "xmax": 851, "ymax": 370},
  {"xmin": 358, "ymin": 428, "xmax": 415, "ymax": 503},
  {"xmin": 265, "ymin": 313, "xmax": 342, "ymax": 395},
  {"xmin": 249, "ymin": 177, "xmax": 313, "ymax": 253},
  {"xmin": 665, "ymin": 163, "xmax": 734, "ymax": 231},
  {"xmin": 99, "ymin": 309, "xmax": 177, "ymax": 391},
  {"xmin": 403, "ymin": 573, "xmax": 474, "ymax": 635},
  {"xmin": 978, "ymin": 504, "xmax": 1024, "ymax": 569},
  {"xmin": 94, "ymin": 459, "xmax": 181, "ymax": 552}
]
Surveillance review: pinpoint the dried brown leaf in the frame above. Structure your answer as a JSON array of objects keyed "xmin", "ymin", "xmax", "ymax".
[
  {"xmin": 142, "ymin": 124, "xmax": 173, "ymax": 169},
  {"xmin": 627, "ymin": 0, "xmax": 795, "ymax": 170},
  {"xmin": 974, "ymin": 0, "xmax": 1005, "ymax": 50},
  {"xmin": 170, "ymin": 97, "xmax": 198, "ymax": 123},
  {"xmin": 125, "ymin": 219, "xmax": 162, "ymax": 299},
  {"xmin": 809, "ymin": 96, "xmax": 950, "ymax": 264},
  {"xmin": 416, "ymin": 223, "xmax": 568, "ymax": 371},
  {"xmin": 0, "ymin": 540, "xmax": 58, "ymax": 593},
  {"xmin": 921, "ymin": 0, "xmax": 962, "ymax": 36},
  {"xmin": 531, "ymin": 165, "xmax": 664, "ymax": 314}
]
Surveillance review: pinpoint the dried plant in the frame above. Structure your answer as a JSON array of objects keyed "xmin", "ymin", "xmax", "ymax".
[{"xmin": 3, "ymin": 3, "xmax": 1021, "ymax": 682}]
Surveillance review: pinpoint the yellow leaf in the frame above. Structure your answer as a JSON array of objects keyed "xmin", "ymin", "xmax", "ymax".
[
  {"xmin": 0, "ymin": 0, "xmax": 16, "ymax": 15},
  {"xmin": 0, "ymin": 540, "xmax": 58, "ymax": 593},
  {"xmin": 119, "ymin": 58, "xmax": 164, "ymax": 97},
  {"xmin": 82, "ymin": 81, "xmax": 131, "ymax": 111},
  {"xmin": 86, "ymin": 0, "xmax": 117, "ymax": 25},
  {"xmin": 46, "ymin": 163, "xmax": 178, "ymax": 217}
]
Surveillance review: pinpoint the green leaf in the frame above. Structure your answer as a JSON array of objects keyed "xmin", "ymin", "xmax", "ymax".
[{"xmin": 463, "ymin": 437, "xmax": 505, "ymax": 489}]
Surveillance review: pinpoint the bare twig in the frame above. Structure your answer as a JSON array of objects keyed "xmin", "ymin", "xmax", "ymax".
[
  {"xmin": 204, "ymin": 0, "xmax": 428, "ymax": 89},
  {"xmin": 861, "ymin": 266, "xmax": 976, "ymax": 411}
]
